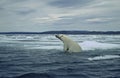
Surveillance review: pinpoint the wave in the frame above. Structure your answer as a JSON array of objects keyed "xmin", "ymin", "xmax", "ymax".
[
  {"xmin": 14, "ymin": 73, "xmax": 54, "ymax": 78},
  {"xmin": 28, "ymin": 46, "xmax": 62, "ymax": 50},
  {"xmin": 0, "ymin": 73, "xmax": 55, "ymax": 78},
  {"xmin": 88, "ymin": 55, "xmax": 120, "ymax": 61},
  {"xmin": 0, "ymin": 72, "xmax": 88, "ymax": 78}
]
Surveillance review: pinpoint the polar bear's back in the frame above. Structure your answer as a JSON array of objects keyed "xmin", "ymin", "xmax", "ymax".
[
  {"xmin": 62, "ymin": 35, "xmax": 82, "ymax": 52},
  {"xmin": 67, "ymin": 39, "xmax": 82, "ymax": 52}
]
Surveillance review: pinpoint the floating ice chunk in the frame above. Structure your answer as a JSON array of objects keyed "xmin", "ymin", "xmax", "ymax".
[
  {"xmin": 80, "ymin": 41, "xmax": 119, "ymax": 51},
  {"xmin": 88, "ymin": 55, "xmax": 120, "ymax": 61}
]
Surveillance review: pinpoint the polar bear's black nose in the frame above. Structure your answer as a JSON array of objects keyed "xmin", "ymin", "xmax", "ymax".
[
  {"xmin": 55, "ymin": 35, "xmax": 59, "ymax": 38},
  {"xmin": 55, "ymin": 35, "xmax": 62, "ymax": 40}
]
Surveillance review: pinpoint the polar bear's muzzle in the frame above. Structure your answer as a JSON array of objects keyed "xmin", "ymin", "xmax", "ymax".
[
  {"xmin": 55, "ymin": 35, "xmax": 63, "ymax": 41},
  {"xmin": 55, "ymin": 35, "xmax": 60, "ymax": 39}
]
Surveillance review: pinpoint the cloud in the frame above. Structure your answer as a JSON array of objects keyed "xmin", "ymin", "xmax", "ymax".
[
  {"xmin": 86, "ymin": 18, "xmax": 113, "ymax": 23},
  {"xmin": 14, "ymin": 7, "xmax": 36, "ymax": 15},
  {"xmin": 32, "ymin": 13, "xmax": 74, "ymax": 23},
  {"xmin": 32, "ymin": 17, "xmax": 59, "ymax": 23},
  {"xmin": 0, "ymin": 0, "xmax": 120, "ymax": 32},
  {"xmin": 49, "ymin": 0, "xmax": 93, "ymax": 8}
]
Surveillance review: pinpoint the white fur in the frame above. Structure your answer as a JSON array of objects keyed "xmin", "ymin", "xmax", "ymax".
[{"xmin": 55, "ymin": 34, "xmax": 82, "ymax": 52}]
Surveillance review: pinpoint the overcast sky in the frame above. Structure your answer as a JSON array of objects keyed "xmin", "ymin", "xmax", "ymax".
[{"xmin": 0, "ymin": 0, "xmax": 120, "ymax": 32}]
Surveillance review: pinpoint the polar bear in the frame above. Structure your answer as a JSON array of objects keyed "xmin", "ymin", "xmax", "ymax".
[{"xmin": 55, "ymin": 34, "xmax": 82, "ymax": 52}]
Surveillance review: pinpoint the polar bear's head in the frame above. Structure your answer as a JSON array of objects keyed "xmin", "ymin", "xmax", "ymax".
[
  {"xmin": 55, "ymin": 34, "xmax": 63, "ymax": 40},
  {"xmin": 55, "ymin": 34, "xmax": 73, "ymax": 43},
  {"xmin": 55, "ymin": 34, "xmax": 69, "ymax": 42}
]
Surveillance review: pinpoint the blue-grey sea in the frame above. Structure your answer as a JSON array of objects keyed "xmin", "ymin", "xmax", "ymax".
[{"xmin": 0, "ymin": 34, "xmax": 120, "ymax": 78}]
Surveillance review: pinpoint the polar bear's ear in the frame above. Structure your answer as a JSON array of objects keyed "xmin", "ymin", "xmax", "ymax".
[{"xmin": 59, "ymin": 34, "xmax": 64, "ymax": 38}]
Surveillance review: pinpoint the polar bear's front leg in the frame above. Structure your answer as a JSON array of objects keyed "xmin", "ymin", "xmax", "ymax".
[{"xmin": 64, "ymin": 44, "xmax": 69, "ymax": 52}]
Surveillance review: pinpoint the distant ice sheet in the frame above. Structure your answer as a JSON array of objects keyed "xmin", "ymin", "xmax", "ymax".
[
  {"xmin": 0, "ymin": 35, "xmax": 120, "ymax": 51},
  {"xmin": 80, "ymin": 41, "xmax": 119, "ymax": 51}
]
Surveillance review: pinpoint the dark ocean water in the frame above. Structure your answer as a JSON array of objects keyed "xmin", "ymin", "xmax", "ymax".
[{"xmin": 0, "ymin": 34, "xmax": 120, "ymax": 78}]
